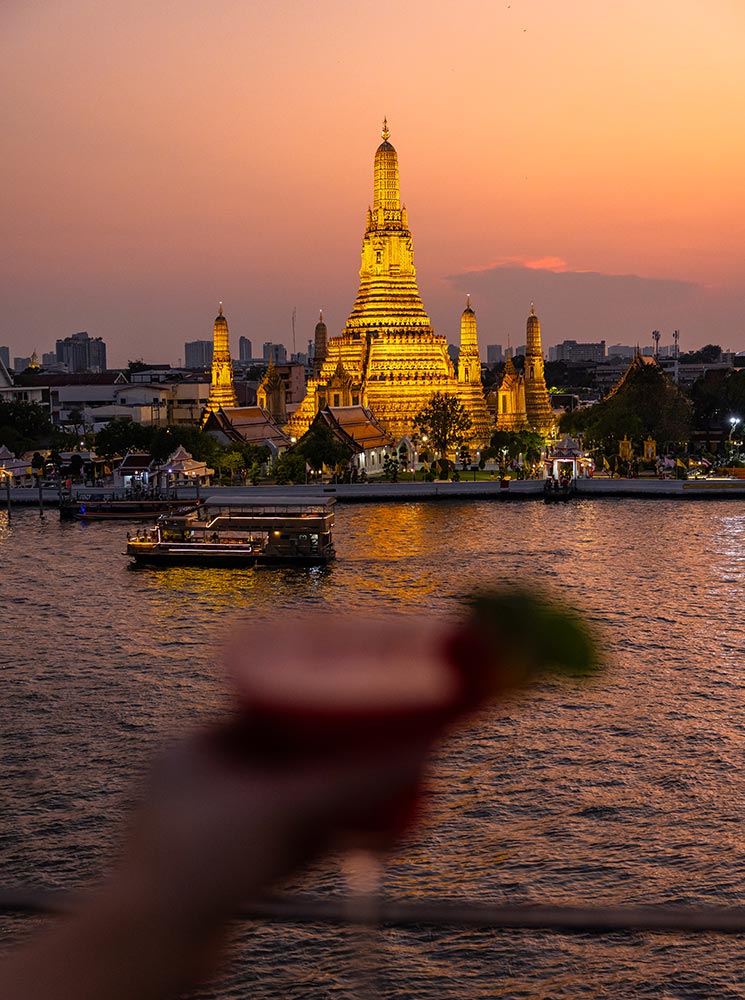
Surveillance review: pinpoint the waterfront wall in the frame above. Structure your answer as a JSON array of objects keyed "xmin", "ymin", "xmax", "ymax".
[{"xmin": 6, "ymin": 477, "xmax": 745, "ymax": 508}]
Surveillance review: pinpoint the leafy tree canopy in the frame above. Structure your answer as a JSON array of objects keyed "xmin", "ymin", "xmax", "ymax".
[
  {"xmin": 273, "ymin": 452, "xmax": 307, "ymax": 485},
  {"xmin": 413, "ymin": 392, "xmax": 473, "ymax": 457},
  {"xmin": 0, "ymin": 400, "xmax": 54, "ymax": 453},
  {"xmin": 486, "ymin": 429, "xmax": 544, "ymax": 466},
  {"xmin": 294, "ymin": 422, "xmax": 353, "ymax": 472},
  {"xmin": 560, "ymin": 360, "xmax": 692, "ymax": 451},
  {"xmin": 689, "ymin": 369, "xmax": 745, "ymax": 434},
  {"xmin": 679, "ymin": 344, "xmax": 722, "ymax": 364},
  {"xmin": 94, "ymin": 419, "xmax": 155, "ymax": 459}
]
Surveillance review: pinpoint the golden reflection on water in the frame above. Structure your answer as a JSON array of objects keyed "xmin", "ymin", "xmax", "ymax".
[{"xmin": 5, "ymin": 501, "xmax": 745, "ymax": 997}]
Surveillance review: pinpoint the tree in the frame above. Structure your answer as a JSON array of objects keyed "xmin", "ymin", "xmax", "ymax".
[
  {"xmin": 220, "ymin": 450, "xmax": 244, "ymax": 484},
  {"xmin": 0, "ymin": 400, "xmax": 54, "ymax": 453},
  {"xmin": 561, "ymin": 358, "xmax": 692, "ymax": 454},
  {"xmin": 294, "ymin": 422, "xmax": 353, "ymax": 477},
  {"xmin": 413, "ymin": 393, "xmax": 473, "ymax": 477},
  {"xmin": 273, "ymin": 452, "xmax": 307, "ymax": 485},
  {"xmin": 485, "ymin": 429, "xmax": 543, "ymax": 468},
  {"xmin": 95, "ymin": 419, "xmax": 154, "ymax": 459},
  {"xmin": 382, "ymin": 454, "xmax": 400, "ymax": 482}
]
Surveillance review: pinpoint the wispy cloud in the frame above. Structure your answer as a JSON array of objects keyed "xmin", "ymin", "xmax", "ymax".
[{"xmin": 462, "ymin": 255, "xmax": 591, "ymax": 275}]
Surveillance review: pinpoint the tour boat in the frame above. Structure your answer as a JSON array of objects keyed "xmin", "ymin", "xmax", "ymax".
[
  {"xmin": 126, "ymin": 494, "xmax": 336, "ymax": 567},
  {"xmin": 61, "ymin": 496, "xmax": 203, "ymax": 521}
]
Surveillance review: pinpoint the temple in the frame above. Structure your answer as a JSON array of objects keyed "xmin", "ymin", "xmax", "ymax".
[
  {"xmin": 495, "ymin": 350, "xmax": 528, "ymax": 432},
  {"xmin": 286, "ymin": 121, "xmax": 491, "ymax": 445},
  {"xmin": 495, "ymin": 305, "xmax": 555, "ymax": 435},
  {"xmin": 523, "ymin": 304, "xmax": 554, "ymax": 434},
  {"xmin": 203, "ymin": 303, "xmax": 237, "ymax": 417}
]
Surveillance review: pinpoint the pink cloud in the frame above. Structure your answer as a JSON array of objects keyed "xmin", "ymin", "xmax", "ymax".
[{"xmin": 462, "ymin": 255, "xmax": 590, "ymax": 275}]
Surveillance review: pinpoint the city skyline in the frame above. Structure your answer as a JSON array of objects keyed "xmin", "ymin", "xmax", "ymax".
[{"xmin": 2, "ymin": 0, "xmax": 744, "ymax": 367}]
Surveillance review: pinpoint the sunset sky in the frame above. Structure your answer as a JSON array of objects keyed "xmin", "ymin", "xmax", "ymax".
[{"xmin": 3, "ymin": 0, "xmax": 745, "ymax": 367}]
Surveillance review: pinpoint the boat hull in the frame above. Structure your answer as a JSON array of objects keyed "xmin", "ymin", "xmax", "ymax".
[
  {"xmin": 127, "ymin": 542, "xmax": 334, "ymax": 568},
  {"xmin": 62, "ymin": 500, "xmax": 202, "ymax": 521}
]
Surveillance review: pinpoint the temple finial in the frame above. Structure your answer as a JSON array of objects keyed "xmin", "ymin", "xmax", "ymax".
[
  {"xmin": 530, "ymin": 302, "xmax": 535, "ymax": 315},
  {"xmin": 381, "ymin": 117, "xmax": 390, "ymax": 142},
  {"xmin": 319, "ymin": 309, "xmax": 323, "ymax": 321},
  {"xmin": 218, "ymin": 301, "xmax": 223, "ymax": 317},
  {"xmin": 466, "ymin": 293, "xmax": 471, "ymax": 310}
]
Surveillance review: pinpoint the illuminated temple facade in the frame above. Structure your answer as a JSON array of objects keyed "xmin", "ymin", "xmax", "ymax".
[
  {"xmin": 286, "ymin": 122, "xmax": 491, "ymax": 446},
  {"xmin": 495, "ymin": 305, "xmax": 555, "ymax": 436},
  {"xmin": 203, "ymin": 303, "xmax": 237, "ymax": 417}
]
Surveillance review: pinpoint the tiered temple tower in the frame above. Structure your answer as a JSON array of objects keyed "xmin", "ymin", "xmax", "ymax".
[
  {"xmin": 256, "ymin": 357, "xmax": 287, "ymax": 423},
  {"xmin": 457, "ymin": 296, "xmax": 492, "ymax": 443},
  {"xmin": 203, "ymin": 303, "xmax": 237, "ymax": 419},
  {"xmin": 523, "ymin": 304, "xmax": 554, "ymax": 434},
  {"xmin": 313, "ymin": 311, "xmax": 328, "ymax": 374},
  {"xmin": 286, "ymin": 121, "xmax": 490, "ymax": 445},
  {"xmin": 495, "ymin": 350, "xmax": 528, "ymax": 431}
]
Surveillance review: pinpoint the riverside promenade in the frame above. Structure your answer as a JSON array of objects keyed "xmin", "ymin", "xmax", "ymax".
[{"xmin": 6, "ymin": 477, "xmax": 745, "ymax": 509}]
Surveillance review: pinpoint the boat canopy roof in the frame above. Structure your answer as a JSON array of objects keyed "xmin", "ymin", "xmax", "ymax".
[{"xmin": 203, "ymin": 493, "xmax": 335, "ymax": 513}]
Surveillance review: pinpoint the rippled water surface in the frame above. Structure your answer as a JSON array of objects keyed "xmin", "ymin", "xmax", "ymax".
[{"xmin": 3, "ymin": 498, "xmax": 745, "ymax": 998}]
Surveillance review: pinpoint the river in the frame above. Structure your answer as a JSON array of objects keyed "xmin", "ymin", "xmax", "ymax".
[{"xmin": 2, "ymin": 498, "xmax": 745, "ymax": 998}]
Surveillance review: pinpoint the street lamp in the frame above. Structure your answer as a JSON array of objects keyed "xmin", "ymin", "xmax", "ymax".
[{"xmin": 729, "ymin": 416, "xmax": 741, "ymax": 463}]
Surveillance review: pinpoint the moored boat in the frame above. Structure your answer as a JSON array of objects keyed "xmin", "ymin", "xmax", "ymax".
[
  {"xmin": 61, "ymin": 497, "xmax": 203, "ymax": 521},
  {"xmin": 126, "ymin": 494, "xmax": 336, "ymax": 567}
]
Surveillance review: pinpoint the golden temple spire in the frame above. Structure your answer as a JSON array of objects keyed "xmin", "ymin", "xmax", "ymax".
[
  {"xmin": 458, "ymin": 294, "xmax": 480, "ymax": 384},
  {"xmin": 524, "ymin": 302, "xmax": 554, "ymax": 434},
  {"xmin": 203, "ymin": 302, "xmax": 237, "ymax": 418},
  {"xmin": 374, "ymin": 117, "xmax": 399, "ymax": 213}
]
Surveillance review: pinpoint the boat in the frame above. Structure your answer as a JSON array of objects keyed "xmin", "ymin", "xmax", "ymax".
[
  {"xmin": 543, "ymin": 479, "xmax": 575, "ymax": 503},
  {"xmin": 126, "ymin": 494, "xmax": 336, "ymax": 567},
  {"xmin": 61, "ymin": 496, "xmax": 203, "ymax": 521}
]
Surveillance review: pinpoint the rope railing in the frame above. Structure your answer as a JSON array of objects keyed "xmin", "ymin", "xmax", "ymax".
[{"xmin": 2, "ymin": 888, "xmax": 745, "ymax": 934}]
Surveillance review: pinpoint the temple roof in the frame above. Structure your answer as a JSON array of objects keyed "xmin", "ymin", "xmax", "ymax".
[
  {"xmin": 203, "ymin": 405, "xmax": 290, "ymax": 447},
  {"xmin": 314, "ymin": 405, "xmax": 392, "ymax": 452}
]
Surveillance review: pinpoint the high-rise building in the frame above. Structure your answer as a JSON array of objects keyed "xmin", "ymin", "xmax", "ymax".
[
  {"xmin": 550, "ymin": 340, "xmax": 606, "ymax": 363},
  {"xmin": 185, "ymin": 340, "xmax": 214, "ymax": 368},
  {"xmin": 203, "ymin": 304, "xmax": 238, "ymax": 418},
  {"xmin": 238, "ymin": 336, "xmax": 252, "ymax": 363},
  {"xmin": 55, "ymin": 331, "xmax": 107, "ymax": 372},
  {"xmin": 263, "ymin": 342, "xmax": 287, "ymax": 364},
  {"xmin": 14, "ymin": 356, "xmax": 31, "ymax": 372},
  {"xmin": 287, "ymin": 121, "xmax": 490, "ymax": 445},
  {"xmin": 0, "ymin": 346, "xmax": 9, "ymax": 369},
  {"xmin": 486, "ymin": 345, "xmax": 503, "ymax": 365}
]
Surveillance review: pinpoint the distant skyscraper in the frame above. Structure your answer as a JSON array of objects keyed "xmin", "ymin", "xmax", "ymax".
[
  {"xmin": 551, "ymin": 340, "xmax": 606, "ymax": 363},
  {"xmin": 238, "ymin": 336, "xmax": 252, "ymax": 363},
  {"xmin": 263, "ymin": 342, "xmax": 287, "ymax": 364},
  {"xmin": 42, "ymin": 352, "xmax": 57, "ymax": 367},
  {"xmin": 0, "ymin": 346, "xmax": 9, "ymax": 369},
  {"xmin": 486, "ymin": 344, "xmax": 503, "ymax": 365},
  {"xmin": 185, "ymin": 340, "xmax": 214, "ymax": 368},
  {"xmin": 14, "ymin": 356, "xmax": 31, "ymax": 372},
  {"xmin": 55, "ymin": 331, "xmax": 107, "ymax": 372}
]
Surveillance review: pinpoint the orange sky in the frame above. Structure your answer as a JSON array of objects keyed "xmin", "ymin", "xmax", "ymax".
[{"xmin": 2, "ymin": 0, "xmax": 745, "ymax": 366}]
